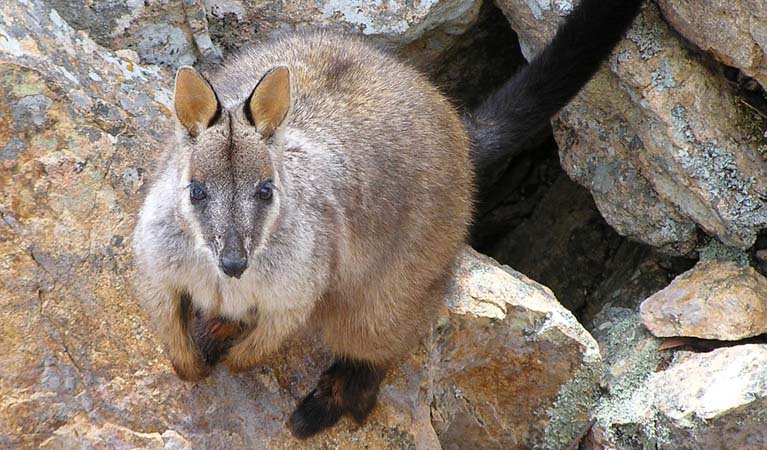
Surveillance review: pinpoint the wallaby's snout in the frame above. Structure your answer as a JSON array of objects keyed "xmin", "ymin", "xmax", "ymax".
[{"xmin": 220, "ymin": 230, "xmax": 248, "ymax": 279}]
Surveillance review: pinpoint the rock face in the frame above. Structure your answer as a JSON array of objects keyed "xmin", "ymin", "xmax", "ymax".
[
  {"xmin": 432, "ymin": 250, "xmax": 601, "ymax": 450},
  {"xmin": 575, "ymin": 239, "xmax": 767, "ymax": 450},
  {"xmin": 658, "ymin": 0, "xmax": 767, "ymax": 90},
  {"xmin": 42, "ymin": 0, "xmax": 483, "ymax": 70},
  {"xmin": 585, "ymin": 265, "xmax": 767, "ymax": 450},
  {"xmin": 585, "ymin": 344, "xmax": 767, "ymax": 450},
  {"xmin": 0, "ymin": 2, "xmax": 599, "ymax": 448},
  {"xmin": 640, "ymin": 260, "xmax": 767, "ymax": 340},
  {"xmin": 6, "ymin": 0, "xmax": 767, "ymax": 449},
  {"xmin": 496, "ymin": 0, "xmax": 767, "ymax": 254}
]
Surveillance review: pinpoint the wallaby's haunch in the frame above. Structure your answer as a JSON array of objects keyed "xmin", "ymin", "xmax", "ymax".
[{"xmin": 133, "ymin": 0, "xmax": 643, "ymax": 438}]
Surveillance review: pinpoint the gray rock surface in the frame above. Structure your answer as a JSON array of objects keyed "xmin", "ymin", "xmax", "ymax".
[
  {"xmin": 582, "ymin": 249, "xmax": 767, "ymax": 450},
  {"xmin": 496, "ymin": 0, "xmax": 767, "ymax": 254},
  {"xmin": 43, "ymin": 0, "xmax": 483, "ymax": 70},
  {"xmin": 585, "ymin": 342, "xmax": 767, "ymax": 450}
]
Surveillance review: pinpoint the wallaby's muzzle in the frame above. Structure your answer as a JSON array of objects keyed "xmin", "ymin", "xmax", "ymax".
[{"xmin": 220, "ymin": 231, "xmax": 248, "ymax": 279}]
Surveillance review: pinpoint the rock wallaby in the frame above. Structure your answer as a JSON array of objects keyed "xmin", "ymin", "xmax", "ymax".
[{"xmin": 133, "ymin": 0, "xmax": 644, "ymax": 438}]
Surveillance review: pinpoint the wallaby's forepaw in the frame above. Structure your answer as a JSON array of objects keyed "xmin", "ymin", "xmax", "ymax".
[
  {"xmin": 221, "ymin": 343, "xmax": 260, "ymax": 373},
  {"xmin": 287, "ymin": 359, "xmax": 385, "ymax": 439},
  {"xmin": 192, "ymin": 314, "xmax": 242, "ymax": 366}
]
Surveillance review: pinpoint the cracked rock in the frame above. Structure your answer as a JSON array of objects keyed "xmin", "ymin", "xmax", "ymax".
[{"xmin": 496, "ymin": 0, "xmax": 767, "ymax": 253}]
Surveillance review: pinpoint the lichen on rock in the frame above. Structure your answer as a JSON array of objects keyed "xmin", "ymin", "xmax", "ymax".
[{"xmin": 496, "ymin": 0, "xmax": 767, "ymax": 254}]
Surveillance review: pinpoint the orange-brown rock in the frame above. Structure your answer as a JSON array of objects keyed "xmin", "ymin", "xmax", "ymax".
[{"xmin": 640, "ymin": 260, "xmax": 767, "ymax": 340}]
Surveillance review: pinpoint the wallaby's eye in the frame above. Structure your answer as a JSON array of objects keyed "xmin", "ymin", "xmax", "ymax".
[
  {"xmin": 258, "ymin": 180, "xmax": 274, "ymax": 201},
  {"xmin": 190, "ymin": 183, "xmax": 207, "ymax": 203}
]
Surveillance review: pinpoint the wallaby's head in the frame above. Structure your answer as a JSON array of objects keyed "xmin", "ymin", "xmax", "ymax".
[{"xmin": 172, "ymin": 66, "xmax": 291, "ymax": 279}]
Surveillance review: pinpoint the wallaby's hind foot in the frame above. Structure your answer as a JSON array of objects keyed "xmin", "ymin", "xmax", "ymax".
[{"xmin": 288, "ymin": 359, "xmax": 386, "ymax": 439}]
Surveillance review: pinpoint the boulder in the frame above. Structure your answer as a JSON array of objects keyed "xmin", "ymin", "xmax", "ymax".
[
  {"xmin": 41, "ymin": 0, "xmax": 484, "ymax": 70},
  {"xmin": 640, "ymin": 260, "xmax": 767, "ymax": 341},
  {"xmin": 0, "ymin": 2, "xmax": 600, "ymax": 448},
  {"xmin": 658, "ymin": 0, "xmax": 767, "ymax": 90},
  {"xmin": 585, "ymin": 343, "xmax": 767, "ymax": 450},
  {"xmin": 432, "ymin": 250, "xmax": 601, "ymax": 450},
  {"xmin": 584, "ymin": 257, "xmax": 767, "ymax": 450},
  {"xmin": 495, "ymin": 0, "xmax": 767, "ymax": 254}
]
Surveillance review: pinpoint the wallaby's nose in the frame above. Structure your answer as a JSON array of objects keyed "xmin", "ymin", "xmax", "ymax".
[
  {"xmin": 220, "ymin": 254, "xmax": 248, "ymax": 278},
  {"xmin": 220, "ymin": 231, "xmax": 248, "ymax": 278}
]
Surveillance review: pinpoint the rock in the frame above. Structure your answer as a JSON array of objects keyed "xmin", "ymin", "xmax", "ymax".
[
  {"xmin": 0, "ymin": 2, "xmax": 600, "ymax": 448},
  {"xmin": 42, "ymin": 0, "xmax": 483, "ymax": 70},
  {"xmin": 586, "ymin": 344, "xmax": 767, "ymax": 450},
  {"xmin": 495, "ymin": 0, "xmax": 767, "ymax": 254},
  {"xmin": 658, "ymin": 0, "xmax": 767, "ymax": 90},
  {"xmin": 585, "ymin": 269, "xmax": 767, "ymax": 450},
  {"xmin": 640, "ymin": 260, "xmax": 767, "ymax": 341},
  {"xmin": 649, "ymin": 345, "xmax": 767, "ymax": 449},
  {"xmin": 39, "ymin": 420, "xmax": 193, "ymax": 450},
  {"xmin": 433, "ymin": 249, "xmax": 601, "ymax": 450},
  {"xmin": 575, "ymin": 243, "xmax": 765, "ymax": 450}
]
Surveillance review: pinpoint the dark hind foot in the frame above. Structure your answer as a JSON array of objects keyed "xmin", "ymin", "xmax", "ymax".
[
  {"xmin": 192, "ymin": 312, "xmax": 244, "ymax": 366},
  {"xmin": 288, "ymin": 359, "xmax": 386, "ymax": 439}
]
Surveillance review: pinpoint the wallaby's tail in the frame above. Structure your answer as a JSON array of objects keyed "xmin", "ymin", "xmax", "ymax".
[{"xmin": 465, "ymin": 0, "xmax": 644, "ymax": 183}]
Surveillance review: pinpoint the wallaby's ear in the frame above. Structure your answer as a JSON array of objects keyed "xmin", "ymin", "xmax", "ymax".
[
  {"xmin": 245, "ymin": 66, "xmax": 291, "ymax": 139},
  {"xmin": 174, "ymin": 66, "xmax": 220, "ymax": 137}
]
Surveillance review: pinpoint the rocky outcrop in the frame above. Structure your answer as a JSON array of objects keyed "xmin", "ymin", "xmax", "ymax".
[
  {"xmin": 658, "ymin": 0, "xmax": 767, "ymax": 90},
  {"xmin": 496, "ymin": 0, "xmax": 767, "ymax": 254},
  {"xmin": 41, "ymin": 0, "xmax": 483, "ymax": 70},
  {"xmin": 640, "ymin": 260, "xmax": 767, "ymax": 340},
  {"xmin": 0, "ymin": 3, "xmax": 599, "ymax": 448},
  {"xmin": 582, "ymin": 246, "xmax": 767, "ymax": 450},
  {"xmin": 432, "ymin": 250, "xmax": 601, "ymax": 450},
  {"xmin": 585, "ymin": 341, "xmax": 767, "ymax": 450}
]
